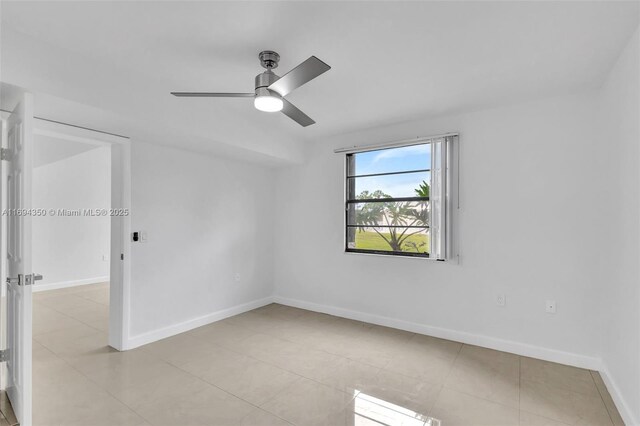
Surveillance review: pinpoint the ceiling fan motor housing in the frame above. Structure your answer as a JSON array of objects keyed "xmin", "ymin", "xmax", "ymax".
[{"xmin": 255, "ymin": 69, "xmax": 280, "ymax": 98}]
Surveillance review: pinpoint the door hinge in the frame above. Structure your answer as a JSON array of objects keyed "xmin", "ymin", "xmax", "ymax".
[
  {"xmin": 0, "ymin": 148, "xmax": 11, "ymax": 161},
  {"xmin": 0, "ymin": 350, "xmax": 8, "ymax": 362}
]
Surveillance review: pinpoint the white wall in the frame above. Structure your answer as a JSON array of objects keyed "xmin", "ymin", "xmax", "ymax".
[
  {"xmin": 599, "ymin": 27, "xmax": 640, "ymax": 425},
  {"xmin": 128, "ymin": 141, "xmax": 275, "ymax": 342},
  {"xmin": 32, "ymin": 146, "xmax": 111, "ymax": 289},
  {"xmin": 274, "ymin": 91, "xmax": 604, "ymax": 367}
]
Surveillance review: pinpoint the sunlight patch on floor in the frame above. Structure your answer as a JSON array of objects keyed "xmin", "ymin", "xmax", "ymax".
[{"xmin": 353, "ymin": 390, "xmax": 441, "ymax": 426}]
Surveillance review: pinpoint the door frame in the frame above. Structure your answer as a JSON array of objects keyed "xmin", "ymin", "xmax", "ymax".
[
  {"xmin": 29, "ymin": 119, "xmax": 132, "ymax": 351},
  {"xmin": 0, "ymin": 116, "xmax": 6, "ymax": 391}
]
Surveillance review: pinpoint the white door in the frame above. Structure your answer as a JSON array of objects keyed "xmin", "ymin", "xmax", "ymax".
[{"xmin": 3, "ymin": 93, "xmax": 34, "ymax": 426}]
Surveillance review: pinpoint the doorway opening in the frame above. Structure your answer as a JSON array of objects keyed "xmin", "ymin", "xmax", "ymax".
[
  {"xmin": 32, "ymin": 126, "xmax": 112, "ymax": 312},
  {"xmin": 28, "ymin": 117, "xmax": 131, "ymax": 349}
]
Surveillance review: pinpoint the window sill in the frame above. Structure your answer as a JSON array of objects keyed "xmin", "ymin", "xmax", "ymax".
[{"xmin": 344, "ymin": 250, "xmax": 444, "ymax": 261}]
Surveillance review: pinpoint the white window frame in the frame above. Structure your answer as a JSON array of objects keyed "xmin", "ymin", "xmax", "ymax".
[{"xmin": 336, "ymin": 133, "xmax": 458, "ymax": 261}]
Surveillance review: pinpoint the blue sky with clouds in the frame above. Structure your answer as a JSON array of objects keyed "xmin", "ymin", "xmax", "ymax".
[{"xmin": 353, "ymin": 144, "xmax": 430, "ymax": 197}]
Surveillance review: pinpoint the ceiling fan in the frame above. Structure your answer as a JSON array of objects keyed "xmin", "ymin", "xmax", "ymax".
[{"xmin": 171, "ymin": 51, "xmax": 331, "ymax": 127}]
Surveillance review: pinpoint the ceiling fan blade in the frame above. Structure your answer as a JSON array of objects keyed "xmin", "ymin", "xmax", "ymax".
[
  {"xmin": 268, "ymin": 56, "xmax": 331, "ymax": 97},
  {"xmin": 171, "ymin": 92, "xmax": 254, "ymax": 97},
  {"xmin": 281, "ymin": 99, "xmax": 315, "ymax": 127}
]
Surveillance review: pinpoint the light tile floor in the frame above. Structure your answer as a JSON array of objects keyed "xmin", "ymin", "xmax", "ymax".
[
  {"xmin": 0, "ymin": 392, "xmax": 18, "ymax": 426},
  {"xmin": 33, "ymin": 283, "xmax": 624, "ymax": 426}
]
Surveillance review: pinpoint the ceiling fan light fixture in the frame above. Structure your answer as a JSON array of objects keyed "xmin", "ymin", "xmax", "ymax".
[
  {"xmin": 254, "ymin": 88, "xmax": 283, "ymax": 112},
  {"xmin": 171, "ymin": 51, "xmax": 330, "ymax": 126}
]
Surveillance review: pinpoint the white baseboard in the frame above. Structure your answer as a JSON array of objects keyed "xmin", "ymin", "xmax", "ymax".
[
  {"xmin": 599, "ymin": 365, "xmax": 639, "ymax": 426},
  {"xmin": 273, "ymin": 295, "xmax": 602, "ymax": 371},
  {"xmin": 125, "ymin": 296, "xmax": 274, "ymax": 350},
  {"xmin": 33, "ymin": 276, "xmax": 109, "ymax": 292}
]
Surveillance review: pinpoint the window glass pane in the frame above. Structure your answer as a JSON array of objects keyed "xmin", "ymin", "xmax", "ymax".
[
  {"xmin": 346, "ymin": 226, "xmax": 430, "ymax": 255},
  {"xmin": 349, "ymin": 171, "xmax": 430, "ymax": 199},
  {"xmin": 350, "ymin": 144, "xmax": 431, "ymax": 176},
  {"xmin": 346, "ymin": 200, "xmax": 429, "ymax": 227}
]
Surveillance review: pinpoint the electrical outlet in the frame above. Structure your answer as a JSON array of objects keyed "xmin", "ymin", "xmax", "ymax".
[
  {"xmin": 545, "ymin": 300, "xmax": 557, "ymax": 314},
  {"xmin": 102, "ymin": 255, "xmax": 109, "ymax": 262},
  {"xmin": 496, "ymin": 294, "xmax": 506, "ymax": 307},
  {"xmin": 234, "ymin": 273, "xmax": 241, "ymax": 282}
]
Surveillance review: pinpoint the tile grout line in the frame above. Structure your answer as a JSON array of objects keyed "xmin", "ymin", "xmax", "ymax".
[
  {"xmin": 434, "ymin": 382, "xmax": 520, "ymax": 413},
  {"xmin": 144, "ymin": 331, "xmax": 329, "ymax": 424},
  {"xmin": 33, "ymin": 312, "xmax": 106, "ymax": 341},
  {"xmin": 517, "ymin": 358, "xmax": 558, "ymax": 426},
  {"xmin": 232, "ymin": 317, "xmax": 373, "ymax": 361},
  {"xmin": 225, "ymin": 313, "xmax": 393, "ymax": 374},
  {"xmin": 34, "ymin": 286, "xmax": 108, "ymax": 307},
  {"xmin": 33, "ymin": 334, "xmax": 146, "ymax": 423},
  {"xmin": 590, "ymin": 370, "xmax": 617, "ymax": 426},
  {"xmin": 182, "ymin": 317, "xmax": 407, "ymax": 422},
  {"xmin": 228, "ymin": 311, "xmax": 458, "ymax": 386},
  {"xmin": 36, "ymin": 326, "xmax": 269, "ymax": 426},
  {"xmin": 79, "ymin": 336, "xmax": 259, "ymax": 426},
  {"xmin": 398, "ymin": 342, "xmax": 525, "ymax": 416},
  {"xmin": 517, "ymin": 362, "xmax": 609, "ymax": 426},
  {"xmin": 518, "ymin": 355, "xmax": 521, "ymax": 425},
  {"xmin": 167, "ymin": 353, "xmax": 302, "ymax": 424},
  {"xmin": 119, "ymin": 310, "xmax": 324, "ymax": 423},
  {"xmin": 33, "ymin": 287, "xmax": 108, "ymax": 339},
  {"xmin": 224, "ymin": 316, "xmax": 428, "ymax": 387},
  {"xmin": 225, "ymin": 310, "xmax": 519, "ymax": 419},
  {"xmin": 423, "ymin": 341, "xmax": 465, "ymax": 419},
  {"xmin": 33, "ymin": 285, "xmax": 110, "ymax": 333}
]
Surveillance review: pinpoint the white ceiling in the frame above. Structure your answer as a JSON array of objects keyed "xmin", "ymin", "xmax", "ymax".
[{"xmin": 1, "ymin": 1, "xmax": 638, "ymax": 164}]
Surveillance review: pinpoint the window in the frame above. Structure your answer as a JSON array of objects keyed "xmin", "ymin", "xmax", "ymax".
[{"xmin": 342, "ymin": 135, "xmax": 456, "ymax": 259}]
